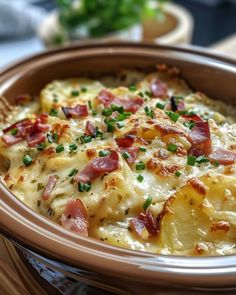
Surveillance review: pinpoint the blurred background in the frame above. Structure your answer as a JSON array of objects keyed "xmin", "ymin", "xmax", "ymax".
[{"xmin": 0, "ymin": 0, "xmax": 235, "ymax": 68}]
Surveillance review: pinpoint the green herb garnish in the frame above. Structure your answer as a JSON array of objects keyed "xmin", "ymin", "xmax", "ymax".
[
  {"xmin": 187, "ymin": 155, "xmax": 196, "ymax": 166},
  {"xmin": 129, "ymin": 85, "xmax": 136, "ymax": 92},
  {"xmin": 122, "ymin": 151, "xmax": 131, "ymax": 159},
  {"xmin": 136, "ymin": 161, "xmax": 145, "ymax": 170},
  {"xmin": 11, "ymin": 128, "xmax": 18, "ymax": 135},
  {"xmin": 23, "ymin": 155, "xmax": 32, "ymax": 166},
  {"xmin": 68, "ymin": 168, "xmax": 78, "ymax": 177},
  {"xmin": 155, "ymin": 102, "xmax": 165, "ymax": 110},
  {"xmin": 137, "ymin": 174, "xmax": 144, "ymax": 182},
  {"xmin": 69, "ymin": 143, "xmax": 78, "ymax": 152},
  {"xmin": 56, "ymin": 144, "xmax": 64, "ymax": 153},
  {"xmin": 49, "ymin": 108, "xmax": 58, "ymax": 117},
  {"xmin": 144, "ymin": 106, "xmax": 154, "ymax": 118},
  {"xmin": 78, "ymin": 182, "xmax": 91, "ymax": 192},
  {"xmin": 167, "ymin": 143, "xmax": 177, "ymax": 153},
  {"xmin": 175, "ymin": 171, "xmax": 181, "ymax": 177},
  {"xmin": 139, "ymin": 146, "xmax": 147, "ymax": 152},
  {"xmin": 71, "ymin": 90, "xmax": 79, "ymax": 96},
  {"xmin": 99, "ymin": 150, "xmax": 110, "ymax": 157},
  {"xmin": 143, "ymin": 195, "xmax": 152, "ymax": 211},
  {"xmin": 165, "ymin": 111, "xmax": 179, "ymax": 122}
]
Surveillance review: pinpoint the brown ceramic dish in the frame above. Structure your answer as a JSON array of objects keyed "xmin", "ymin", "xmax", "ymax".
[{"xmin": 0, "ymin": 42, "xmax": 236, "ymax": 294}]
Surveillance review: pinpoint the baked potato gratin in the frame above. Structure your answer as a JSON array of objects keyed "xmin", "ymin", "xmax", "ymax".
[{"xmin": 0, "ymin": 65, "xmax": 236, "ymax": 256}]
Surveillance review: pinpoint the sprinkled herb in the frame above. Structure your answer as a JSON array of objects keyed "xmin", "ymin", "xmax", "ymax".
[
  {"xmin": 92, "ymin": 110, "xmax": 97, "ymax": 116},
  {"xmin": 137, "ymin": 174, "xmax": 144, "ymax": 182},
  {"xmin": 11, "ymin": 128, "xmax": 18, "ymax": 135},
  {"xmin": 196, "ymin": 156, "xmax": 209, "ymax": 164},
  {"xmin": 139, "ymin": 146, "xmax": 147, "ymax": 152},
  {"xmin": 80, "ymin": 135, "xmax": 92, "ymax": 143},
  {"xmin": 138, "ymin": 92, "xmax": 144, "ymax": 97},
  {"xmin": 81, "ymin": 86, "xmax": 87, "ymax": 92},
  {"xmin": 129, "ymin": 85, "xmax": 136, "ymax": 91},
  {"xmin": 167, "ymin": 143, "xmax": 177, "ymax": 153},
  {"xmin": 183, "ymin": 120, "xmax": 195, "ymax": 130},
  {"xmin": 117, "ymin": 121, "xmax": 125, "ymax": 128},
  {"xmin": 145, "ymin": 91, "xmax": 152, "ymax": 97},
  {"xmin": 78, "ymin": 182, "xmax": 91, "ymax": 192},
  {"xmin": 71, "ymin": 90, "xmax": 79, "ymax": 96},
  {"xmin": 165, "ymin": 111, "xmax": 179, "ymax": 122},
  {"xmin": 69, "ymin": 143, "xmax": 78, "ymax": 152},
  {"xmin": 144, "ymin": 106, "xmax": 154, "ymax": 118},
  {"xmin": 143, "ymin": 195, "xmax": 152, "ymax": 211},
  {"xmin": 136, "ymin": 161, "xmax": 145, "ymax": 170},
  {"xmin": 94, "ymin": 127, "xmax": 103, "ymax": 139},
  {"xmin": 49, "ymin": 108, "xmax": 58, "ymax": 117},
  {"xmin": 53, "ymin": 98, "xmax": 58, "ymax": 103},
  {"xmin": 187, "ymin": 155, "xmax": 196, "ymax": 166},
  {"xmin": 56, "ymin": 144, "xmax": 64, "ymax": 153},
  {"xmin": 102, "ymin": 108, "xmax": 113, "ymax": 117},
  {"xmin": 156, "ymin": 102, "xmax": 165, "ymax": 110},
  {"xmin": 111, "ymin": 104, "xmax": 124, "ymax": 113},
  {"xmin": 47, "ymin": 133, "xmax": 54, "ymax": 143},
  {"xmin": 175, "ymin": 171, "xmax": 181, "ymax": 177},
  {"xmin": 37, "ymin": 142, "xmax": 47, "ymax": 151},
  {"xmin": 88, "ymin": 100, "xmax": 92, "ymax": 109},
  {"xmin": 99, "ymin": 150, "xmax": 110, "ymax": 157},
  {"xmin": 212, "ymin": 161, "xmax": 220, "ymax": 167},
  {"xmin": 37, "ymin": 183, "xmax": 44, "ymax": 191},
  {"xmin": 52, "ymin": 132, "xmax": 58, "ymax": 142},
  {"xmin": 23, "ymin": 154, "xmax": 32, "ymax": 166},
  {"xmin": 68, "ymin": 168, "xmax": 78, "ymax": 177},
  {"xmin": 122, "ymin": 151, "xmax": 131, "ymax": 159}
]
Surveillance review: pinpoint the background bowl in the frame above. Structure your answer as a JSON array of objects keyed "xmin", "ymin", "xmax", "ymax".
[{"xmin": 0, "ymin": 42, "xmax": 236, "ymax": 294}]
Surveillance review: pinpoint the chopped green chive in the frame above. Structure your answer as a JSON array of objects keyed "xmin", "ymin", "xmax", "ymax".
[
  {"xmin": 81, "ymin": 86, "xmax": 87, "ymax": 92},
  {"xmin": 102, "ymin": 108, "xmax": 113, "ymax": 117},
  {"xmin": 92, "ymin": 110, "xmax": 97, "ymax": 116},
  {"xmin": 167, "ymin": 143, "xmax": 178, "ymax": 153},
  {"xmin": 52, "ymin": 132, "xmax": 58, "ymax": 142},
  {"xmin": 23, "ymin": 154, "xmax": 32, "ymax": 166},
  {"xmin": 144, "ymin": 106, "xmax": 154, "ymax": 118},
  {"xmin": 69, "ymin": 143, "xmax": 78, "ymax": 152},
  {"xmin": 88, "ymin": 100, "xmax": 92, "ymax": 109},
  {"xmin": 11, "ymin": 128, "xmax": 18, "ymax": 135},
  {"xmin": 47, "ymin": 133, "xmax": 54, "ymax": 143},
  {"xmin": 80, "ymin": 135, "xmax": 92, "ymax": 144},
  {"xmin": 187, "ymin": 155, "xmax": 196, "ymax": 166},
  {"xmin": 94, "ymin": 127, "xmax": 103, "ymax": 139},
  {"xmin": 183, "ymin": 121, "xmax": 195, "ymax": 130},
  {"xmin": 56, "ymin": 144, "xmax": 64, "ymax": 153},
  {"xmin": 156, "ymin": 102, "xmax": 165, "ymax": 110},
  {"xmin": 138, "ymin": 92, "xmax": 144, "ymax": 97},
  {"xmin": 68, "ymin": 168, "xmax": 78, "ymax": 177},
  {"xmin": 175, "ymin": 171, "xmax": 181, "ymax": 177},
  {"xmin": 136, "ymin": 161, "xmax": 145, "ymax": 170},
  {"xmin": 212, "ymin": 161, "xmax": 220, "ymax": 167},
  {"xmin": 117, "ymin": 121, "xmax": 125, "ymax": 128},
  {"xmin": 37, "ymin": 183, "xmax": 44, "ymax": 191},
  {"xmin": 111, "ymin": 104, "xmax": 124, "ymax": 113},
  {"xmin": 196, "ymin": 156, "xmax": 209, "ymax": 164},
  {"xmin": 37, "ymin": 142, "xmax": 47, "ymax": 151},
  {"xmin": 165, "ymin": 111, "xmax": 179, "ymax": 122},
  {"xmin": 137, "ymin": 174, "xmax": 144, "ymax": 182},
  {"xmin": 71, "ymin": 90, "xmax": 79, "ymax": 96},
  {"xmin": 139, "ymin": 146, "xmax": 147, "ymax": 152},
  {"xmin": 99, "ymin": 150, "xmax": 110, "ymax": 157},
  {"xmin": 145, "ymin": 91, "xmax": 152, "ymax": 97},
  {"xmin": 122, "ymin": 151, "xmax": 131, "ymax": 159},
  {"xmin": 78, "ymin": 182, "xmax": 91, "ymax": 192},
  {"xmin": 143, "ymin": 196, "xmax": 152, "ymax": 211},
  {"xmin": 107, "ymin": 122, "xmax": 115, "ymax": 132},
  {"xmin": 129, "ymin": 85, "xmax": 136, "ymax": 91},
  {"xmin": 49, "ymin": 108, "xmax": 58, "ymax": 117}
]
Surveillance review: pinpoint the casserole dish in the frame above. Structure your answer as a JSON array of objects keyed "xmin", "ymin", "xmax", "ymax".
[{"xmin": 0, "ymin": 42, "xmax": 236, "ymax": 294}]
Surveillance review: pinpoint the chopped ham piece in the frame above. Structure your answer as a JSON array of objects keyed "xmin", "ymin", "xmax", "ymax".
[
  {"xmin": 97, "ymin": 89, "xmax": 143, "ymax": 113},
  {"xmin": 74, "ymin": 151, "xmax": 119, "ymax": 183},
  {"xmin": 62, "ymin": 104, "xmax": 88, "ymax": 118},
  {"xmin": 26, "ymin": 130, "xmax": 46, "ymax": 147},
  {"xmin": 61, "ymin": 199, "xmax": 89, "ymax": 236},
  {"xmin": 42, "ymin": 175, "xmax": 57, "ymax": 201},
  {"xmin": 130, "ymin": 210, "xmax": 158, "ymax": 239},
  {"xmin": 115, "ymin": 135, "xmax": 135, "ymax": 147},
  {"xmin": 2, "ymin": 134, "xmax": 23, "ymax": 146},
  {"xmin": 209, "ymin": 149, "xmax": 236, "ymax": 165},
  {"xmin": 183, "ymin": 114, "xmax": 203, "ymax": 122},
  {"xmin": 188, "ymin": 121, "xmax": 212, "ymax": 156},
  {"xmin": 85, "ymin": 121, "xmax": 96, "ymax": 136},
  {"xmin": 119, "ymin": 146, "xmax": 139, "ymax": 164},
  {"xmin": 2, "ymin": 115, "xmax": 49, "ymax": 147},
  {"xmin": 150, "ymin": 79, "xmax": 168, "ymax": 98},
  {"xmin": 189, "ymin": 121, "xmax": 211, "ymax": 145}
]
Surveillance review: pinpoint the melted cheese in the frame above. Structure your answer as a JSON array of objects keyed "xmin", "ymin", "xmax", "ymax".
[{"xmin": 0, "ymin": 67, "xmax": 236, "ymax": 256}]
